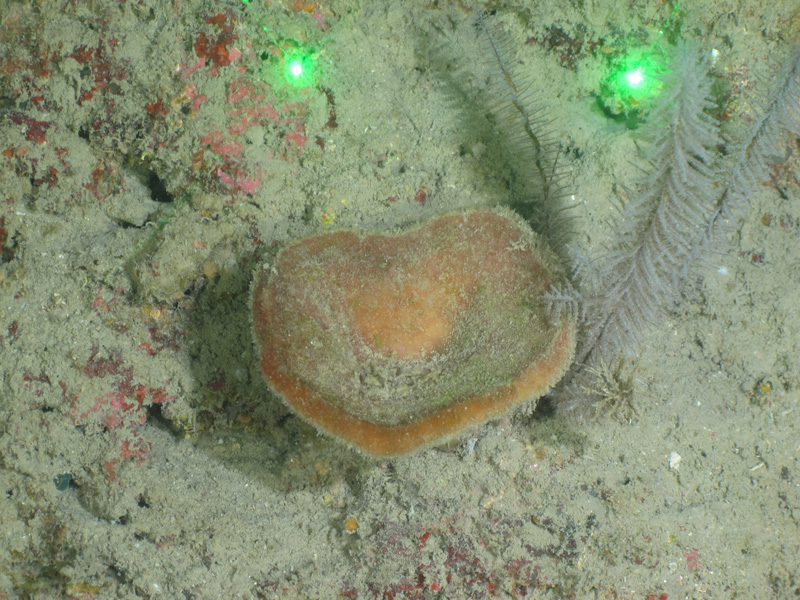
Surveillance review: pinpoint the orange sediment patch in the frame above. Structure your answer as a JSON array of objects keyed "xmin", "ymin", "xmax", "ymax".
[{"xmin": 251, "ymin": 209, "xmax": 577, "ymax": 457}]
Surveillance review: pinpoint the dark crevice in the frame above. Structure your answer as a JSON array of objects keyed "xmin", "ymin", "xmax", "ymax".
[{"xmin": 145, "ymin": 170, "xmax": 173, "ymax": 204}]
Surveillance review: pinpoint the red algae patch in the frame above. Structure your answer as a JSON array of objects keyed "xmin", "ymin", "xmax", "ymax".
[{"xmin": 251, "ymin": 209, "xmax": 577, "ymax": 457}]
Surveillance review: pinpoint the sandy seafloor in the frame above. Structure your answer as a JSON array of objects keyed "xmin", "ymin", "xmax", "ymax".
[{"xmin": 1, "ymin": 0, "xmax": 799, "ymax": 598}]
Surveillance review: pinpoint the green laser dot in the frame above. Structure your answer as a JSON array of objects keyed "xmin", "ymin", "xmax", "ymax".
[{"xmin": 627, "ymin": 68, "xmax": 643, "ymax": 87}]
